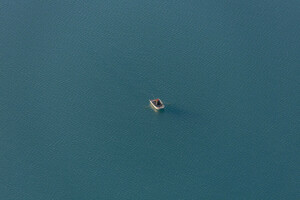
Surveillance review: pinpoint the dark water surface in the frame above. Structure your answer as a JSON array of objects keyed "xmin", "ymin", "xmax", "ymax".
[{"xmin": 0, "ymin": 1, "xmax": 299, "ymax": 199}]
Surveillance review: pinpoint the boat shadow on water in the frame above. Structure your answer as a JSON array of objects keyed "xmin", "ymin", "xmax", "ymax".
[{"xmin": 162, "ymin": 104, "xmax": 201, "ymax": 120}]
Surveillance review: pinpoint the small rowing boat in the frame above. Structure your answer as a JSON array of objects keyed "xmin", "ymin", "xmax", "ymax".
[{"xmin": 149, "ymin": 98, "xmax": 165, "ymax": 110}]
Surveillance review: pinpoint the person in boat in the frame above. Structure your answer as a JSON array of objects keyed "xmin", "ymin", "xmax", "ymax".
[{"xmin": 156, "ymin": 99, "xmax": 161, "ymax": 106}]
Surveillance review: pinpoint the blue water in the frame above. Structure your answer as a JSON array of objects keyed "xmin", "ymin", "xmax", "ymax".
[{"xmin": 0, "ymin": 1, "xmax": 299, "ymax": 199}]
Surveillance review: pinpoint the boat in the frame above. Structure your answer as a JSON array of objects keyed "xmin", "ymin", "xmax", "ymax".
[{"xmin": 149, "ymin": 98, "xmax": 165, "ymax": 110}]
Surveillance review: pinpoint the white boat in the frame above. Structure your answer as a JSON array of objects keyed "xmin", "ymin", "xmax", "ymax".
[{"xmin": 149, "ymin": 98, "xmax": 165, "ymax": 110}]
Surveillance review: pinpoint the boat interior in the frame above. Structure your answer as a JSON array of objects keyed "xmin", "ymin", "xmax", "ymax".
[{"xmin": 152, "ymin": 99, "xmax": 163, "ymax": 107}]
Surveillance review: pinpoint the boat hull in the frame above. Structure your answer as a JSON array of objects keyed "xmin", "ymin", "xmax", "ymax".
[{"xmin": 149, "ymin": 99, "xmax": 165, "ymax": 110}]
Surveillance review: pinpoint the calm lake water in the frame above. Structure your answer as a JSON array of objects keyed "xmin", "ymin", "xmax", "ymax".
[{"xmin": 0, "ymin": 0, "xmax": 299, "ymax": 199}]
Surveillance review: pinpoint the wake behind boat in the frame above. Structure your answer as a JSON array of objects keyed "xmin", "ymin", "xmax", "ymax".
[{"xmin": 149, "ymin": 98, "xmax": 165, "ymax": 110}]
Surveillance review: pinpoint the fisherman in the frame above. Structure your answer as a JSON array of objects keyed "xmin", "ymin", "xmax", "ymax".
[{"xmin": 156, "ymin": 99, "xmax": 160, "ymax": 106}]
